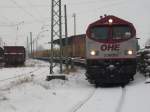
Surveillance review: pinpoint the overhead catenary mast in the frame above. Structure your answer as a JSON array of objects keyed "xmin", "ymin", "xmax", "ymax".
[
  {"xmin": 47, "ymin": 0, "xmax": 65, "ymax": 81},
  {"xmin": 50, "ymin": 0, "xmax": 63, "ymax": 74}
]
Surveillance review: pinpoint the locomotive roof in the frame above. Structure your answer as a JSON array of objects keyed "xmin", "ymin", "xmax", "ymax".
[{"xmin": 88, "ymin": 15, "xmax": 133, "ymax": 27}]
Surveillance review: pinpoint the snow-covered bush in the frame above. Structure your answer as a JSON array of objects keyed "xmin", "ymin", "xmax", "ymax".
[{"xmin": 137, "ymin": 47, "xmax": 150, "ymax": 76}]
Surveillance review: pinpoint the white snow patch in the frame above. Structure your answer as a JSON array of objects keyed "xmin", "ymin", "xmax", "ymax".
[{"xmin": 0, "ymin": 59, "xmax": 150, "ymax": 112}]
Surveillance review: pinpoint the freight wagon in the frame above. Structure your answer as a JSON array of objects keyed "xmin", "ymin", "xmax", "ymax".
[
  {"xmin": 53, "ymin": 34, "xmax": 86, "ymax": 58},
  {"xmin": 4, "ymin": 46, "xmax": 26, "ymax": 65},
  {"xmin": 0, "ymin": 47, "xmax": 4, "ymax": 63}
]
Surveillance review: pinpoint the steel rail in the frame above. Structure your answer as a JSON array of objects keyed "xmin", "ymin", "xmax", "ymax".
[
  {"xmin": 0, "ymin": 67, "xmax": 42, "ymax": 82},
  {"xmin": 70, "ymin": 88, "xmax": 96, "ymax": 112},
  {"xmin": 115, "ymin": 87, "xmax": 126, "ymax": 112}
]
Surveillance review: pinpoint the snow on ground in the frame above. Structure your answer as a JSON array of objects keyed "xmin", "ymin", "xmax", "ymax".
[
  {"xmin": 121, "ymin": 73, "xmax": 150, "ymax": 112},
  {"xmin": 0, "ymin": 59, "xmax": 150, "ymax": 112},
  {"xmin": 0, "ymin": 59, "xmax": 48, "ymax": 81},
  {"xmin": 76, "ymin": 87, "xmax": 123, "ymax": 112},
  {"xmin": 75, "ymin": 73, "xmax": 150, "ymax": 112},
  {"xmin": 0, "ymin": 59, "xmax": 94, "ymax": 112}
]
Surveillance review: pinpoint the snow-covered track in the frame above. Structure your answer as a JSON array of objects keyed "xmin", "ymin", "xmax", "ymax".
[
  {"xmin": 0, "ymin": 67, "xmax": 41, "ymax": 82},
  {"xmin": 115, "ymin": 87, "xmax": 126, "ymax": 112},
  {"xmin": 70, "ymin": 88, "xmax": 96, "ymax": 112},
  {"xmin": 69, "ymin": 86, "xmax": 126, "ymax": 112},
  {"xmin": 0, "ymin": 66, "xmax": 48, "ymax": 86},
  {"xmin": 0, "ymin": 66, "xmax": 48, "ymax": 91}
]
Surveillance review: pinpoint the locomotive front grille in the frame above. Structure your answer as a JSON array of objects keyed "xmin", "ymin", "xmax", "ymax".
[{"xmin": 86, "ymin": 59, "xmax": 137, "ymax": 67}]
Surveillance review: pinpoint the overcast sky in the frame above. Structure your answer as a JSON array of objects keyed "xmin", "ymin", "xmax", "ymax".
[{"xmin": 0, "ymin": 0, "xmax": 149, "ymax": 48}]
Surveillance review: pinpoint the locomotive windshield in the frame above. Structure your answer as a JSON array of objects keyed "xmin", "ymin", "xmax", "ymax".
[
  {"xmin": 112, "ymin": 26, "xmax": 131, "ymax": 39},
  {"xmin": 90, "ymin": 26, "xmax": 132, "ymax": 40},
  {"xmin": 91, "ymin": 27, "xmax": 109, "ymax": 40}
]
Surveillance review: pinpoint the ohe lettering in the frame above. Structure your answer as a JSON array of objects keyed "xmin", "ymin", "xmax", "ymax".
[{"xmin": 101, "ymin": 44, "xmax": 120, "ymax": 51}]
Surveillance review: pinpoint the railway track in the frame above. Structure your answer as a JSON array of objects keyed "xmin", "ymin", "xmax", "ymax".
[
  {"xmin": 115, "ymin": 87, "xmax": 126, "ymax": 112},
  {"xmin": 0, "ymin": 59, "xmax": 127, "ymax": 112},
  {"xmin": 0, "ymin": 66, "xmax": 48, "ymax": 91},
  {"xmin": 0, "ymin": 67, "xmax": 40, "ymax": 82},
  {"xmin": 0, "ymin": 59, "xmax": 50, "ymax": 83},
  {"xmin": 69, "ymin": 86, "xmax": 126, "ymax": 112},
  {"xmin": 70, "ymin": 88, "xmax": 96, "ymax": 112}
]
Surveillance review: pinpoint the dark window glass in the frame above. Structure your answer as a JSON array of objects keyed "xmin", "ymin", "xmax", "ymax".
[
  {"xmin": 91, "ymin": 27, "xmax": 109, "ymax": 40},
  {"xmin": 112, "ymin": 26, "xmax": 131, "ymax": 39}
]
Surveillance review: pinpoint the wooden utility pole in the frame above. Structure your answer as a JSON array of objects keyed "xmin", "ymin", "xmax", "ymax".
[
  {"xmin": 64, "ymin": 4, "xmax": 69, "ymax": 70},
  {"xmin": 30, "ymin": 32, "xmax": 32, "ymax": 58},
  {"xmin": 73, "ymin": 13, "xmax": 76, "ymax": 36},
  {"xmin": 26, "ymin": 36, "xmax": 29, "ymax": 58},
  {"xmin": 32, "ymin": 39, "xmax": 34, "ymax": 58},
  {"xmin": 59, "ymin": 0, "xmax": 63, "ymax": 73},
  {"xmin": 71, "ymin": 13, "xmax": 76, "ymax": 69}
]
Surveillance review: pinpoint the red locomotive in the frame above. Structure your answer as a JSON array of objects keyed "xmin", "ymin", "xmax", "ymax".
[{"xmin": 85, "ymin": 15, "xmax": 138, "ymax": 86}]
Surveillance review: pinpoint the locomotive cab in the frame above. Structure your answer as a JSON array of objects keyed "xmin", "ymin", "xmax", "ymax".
[{"xmin": 85, "ymin": 15, "xmax": 137, "ymax": 85}]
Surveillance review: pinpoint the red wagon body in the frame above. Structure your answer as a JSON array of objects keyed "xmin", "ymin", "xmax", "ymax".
[{"xmin": 4, "ymin": 46, "xmax": 25, "ymax": 65}]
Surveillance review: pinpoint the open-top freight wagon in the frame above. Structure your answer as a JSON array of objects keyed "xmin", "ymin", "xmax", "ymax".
[
  {"xmin": 0, "ymin": 47, "xmax": 4, "ymax": 63},
  {"xmin": 4, "ymin": 46, "xmax": 26, "ymax": 65}
]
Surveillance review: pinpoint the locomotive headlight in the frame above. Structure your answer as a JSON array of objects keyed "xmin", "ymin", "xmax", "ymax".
[
  {"xmin": 90, "ymin": 50, "xmax": 96, "ymax": 56},
  {"xmin": 108, "ymin": 19, "xmax": 113, "ymax": 24},
  {"xmin": 127, "ymin": 50, "xmax": 133, "ymax": 55}
]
